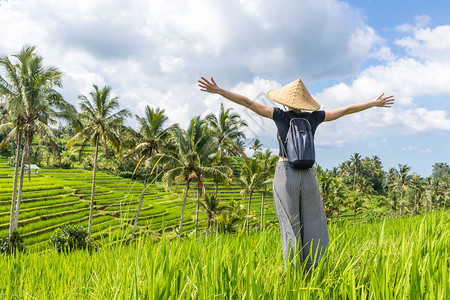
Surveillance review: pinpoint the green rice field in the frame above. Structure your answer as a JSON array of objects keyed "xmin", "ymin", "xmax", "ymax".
[
  {"xmin": 1, "ymin": 157, "xmax": 448, "ymax": 299},
  {"xmin": 1, "ymin": 211, "xmax": 448, "ymax": 299},
  {"xmin": 0, "ymin": 158, "xmax": 278, "ymax": 250}
]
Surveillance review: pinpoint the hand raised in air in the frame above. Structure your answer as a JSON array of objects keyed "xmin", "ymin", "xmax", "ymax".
[
  {"xmin": 198, "ymin": 77, "xmax": 222, "ymax": 94},
  {"xmin": 374, "ymin": 93, "xmax": 395, "ymax": 108}
]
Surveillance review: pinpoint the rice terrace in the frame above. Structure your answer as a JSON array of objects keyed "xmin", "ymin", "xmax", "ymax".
[
  {"xmin": 0, "ymin": 153, "xmax": 448, "ymax": 299},
  {"xmin": 1, "ymin": 0, "xmax": 450, "ymax": 298}
]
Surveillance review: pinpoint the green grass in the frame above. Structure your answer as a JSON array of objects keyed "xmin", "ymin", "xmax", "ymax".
[{"xmin": 1, "ymin": 211, "xmax": 447, "ymax": 299}]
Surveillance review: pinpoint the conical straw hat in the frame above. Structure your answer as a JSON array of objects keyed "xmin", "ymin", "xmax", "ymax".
[{"xmin": 267, "ymin": 78, "xmax": 320, "ymax": 111}]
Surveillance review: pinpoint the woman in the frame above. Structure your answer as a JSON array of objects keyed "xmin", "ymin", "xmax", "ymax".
[{"xmin": 198, "ymin": 76, "xmax": 394, "ymax": 269}]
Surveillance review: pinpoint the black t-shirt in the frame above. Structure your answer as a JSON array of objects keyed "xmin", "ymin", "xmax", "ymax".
[{"xmin": 272, "ymin": 107, "xmax": 326, "ymax": 157}]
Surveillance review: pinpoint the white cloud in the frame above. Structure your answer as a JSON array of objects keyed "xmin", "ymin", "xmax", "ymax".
[
  {"xmin": 396, "ymin": 25, "xmax": 450, "ymax": 62},
  {"xmin": 396, "ymin": 15, "xmax": 431, "ymax": 32},
  {"xmin": 1, "ymin": 0, "xmax": 449, "ymax": 157},
  {"xmin": 402, "ymin": 146, "xmax": 432, "ymax": 153},
  {"xmin": 0, "ymin": 0, "xmax": 380, "ymax": 136},
  {"xmin": 370, "ymin": 46, "xmax": 397, "ymax": 62},
  {"xmin": 420, "ymin": 148, "xmax": 432, "ymax": 153},
  {"xmin": 402, "ymin": 146, "xmax": 417, "ymax": 151},
  {"xmin": 312, "ymin": 18, "xmax": 450, "ymax": 148}
]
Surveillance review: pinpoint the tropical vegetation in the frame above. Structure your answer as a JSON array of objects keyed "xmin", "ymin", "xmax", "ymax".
[{"xmin": 0, "ymin": 45, "xmax": 448, "ymax": 298}]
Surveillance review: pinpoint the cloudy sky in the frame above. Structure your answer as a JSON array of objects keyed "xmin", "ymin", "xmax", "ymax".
[{"xmin": 1, "ymin": 0, "xmax": 449, "ymax": 176}]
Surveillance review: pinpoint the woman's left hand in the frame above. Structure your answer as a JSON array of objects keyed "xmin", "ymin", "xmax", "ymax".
[{"xmin": 374, "ymin": 93, "xmax": 395, "ymax": 108}]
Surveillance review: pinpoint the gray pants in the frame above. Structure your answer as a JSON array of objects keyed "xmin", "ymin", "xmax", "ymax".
[{"xmin": 273, "ymin": 161, "xmax": 329, "ymax": 269}]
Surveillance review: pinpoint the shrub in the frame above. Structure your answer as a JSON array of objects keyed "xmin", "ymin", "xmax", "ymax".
[
  {"xmin": 119, "ymin": 171, "xmax": 133, "ymax": 178},
  {"xmin": 1, "ymin": 231, "xmax": 25, "ymax": 255},
  {"xmin": 7, "ymin": 155, "xmax": 16, "ymax": 167},
  {"xmin": 86, "ymin": 237, "xmax": 101, "ymax": 253},
  {"xmin": 60, "ymin": 160, "xmax": 73, "ymax": 169},
  {"xmin": 49, "ymin": 225, "xmax": 100, "ymax": 253}
]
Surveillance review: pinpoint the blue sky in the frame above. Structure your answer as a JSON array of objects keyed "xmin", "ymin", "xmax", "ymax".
[
  {"xmin": 0, "ymin": 0, "xmax": 449, "ymax": 176},
  {"xmin": 311, "ymin": 0, "xmax": 450, "ymax": 176}
]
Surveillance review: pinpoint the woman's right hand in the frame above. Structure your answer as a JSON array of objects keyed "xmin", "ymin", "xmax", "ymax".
[
  {"xmin": 197, "ymin": 76, "xmax": 274, "ymax": 118},
  {"xmin": 198, "ymin": 77, "xmax": 222, "ymax": 94}
]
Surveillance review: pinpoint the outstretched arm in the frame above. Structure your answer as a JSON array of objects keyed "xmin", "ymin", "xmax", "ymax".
[
  {"xmin": 198, "ymin": 77, "xmax": 274, "ymax": 119},
  {"xmin": 324, "ymin": 93, "xmax": 395, "ymax": 122}
]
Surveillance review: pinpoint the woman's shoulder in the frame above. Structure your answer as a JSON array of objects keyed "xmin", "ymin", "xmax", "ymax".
[
  {"xmin": 310, "ymin": 110, "xmax": 326, "ymax": 124},
  {"xmin": 272, "ymin": 107, "xmax": 284, "ymax": 120}
]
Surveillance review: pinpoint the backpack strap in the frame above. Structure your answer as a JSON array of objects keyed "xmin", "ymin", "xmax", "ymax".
[{"xmin": 277, "ymin": 132, "xmax": 289, "ymax": 158}]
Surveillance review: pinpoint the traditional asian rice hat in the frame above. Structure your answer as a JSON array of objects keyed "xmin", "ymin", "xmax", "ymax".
[{"xmin": 267, "ymin": 78, "xmax": 320, "ymax": 111}]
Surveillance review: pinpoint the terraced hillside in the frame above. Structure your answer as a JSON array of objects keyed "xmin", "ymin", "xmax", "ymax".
[
  {"xmin": 170, "ymin": 158, "xmax": 277, "ymax": 224},
  {"xmin": 0, "ymin": 158, "xmax": 277, "ymax": 251}
]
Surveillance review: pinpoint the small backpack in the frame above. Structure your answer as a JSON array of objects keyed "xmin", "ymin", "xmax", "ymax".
[{"xmin": 278, "ymin": 118, "xmax": 315, "ymax": 169}]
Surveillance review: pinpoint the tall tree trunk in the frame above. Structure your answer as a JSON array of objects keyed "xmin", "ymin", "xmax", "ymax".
[
  {"xmin": 246, "ymin": 191, "xmax": 252, "ymax": 234},
  {"xmin": 209, "ymin": 211, "xmax": 216, "ymax": 234},
  {"xmin": 194, "ymin": 184, "xmax": 200, "ymax": 238},
  {"xmin": 205, "ymin": 212, "xmax": 209, "ymax": 238},
  {"xmin": 131, "ymin": 166, "xmax": 149, "ymax": 243},
  {"xmin": 27, "ymin": 135, "xmax": 32, "ymax": 182},
  {"xmin": 13, "ymin": 133, "xmax": 29, "ymax": 231},
  {"xmin": 88, "ymin": 142, "xmax": 99, "ymax": 238},
  {"xmin": 400, "ymin": 189, "xmax": 403, "ymax": 217},
  {"xmin": 178, "ymin": 180, "xmax": 190, "ymax": 239},
  {"xmin": 260, "ymin": 188, "xmax": 265, "ymax": 231},
  {"xmin": 429, "ymin": 185, "xmax": 433, "ymax": 212},
  {"xmin": 102, "ymin": 135, "xmax": 110, "ymax": 160},
  {"xmin": 9, "ymin": 133, "xmax": 22, "ymax": 235},
  {"xmin": 414, "ymin": 193, "xmax": 418, "ymax": 215}
]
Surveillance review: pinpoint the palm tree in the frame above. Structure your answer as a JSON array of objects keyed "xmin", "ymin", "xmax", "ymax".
[
  {"xmin": 231, "ymin": 137, "xmax": 247, "ymax": 157},
  {"xmin": 392, "ymin": 164, "xmax": 413, "ymax": 217},
  {"xmin": 316, "ymin": 166, "xmax": 347, "ymax": 219},
  {"xmin": 0, "ymin": 101, "xmax": 9, "ymax": 124},
  {"xmin": 441, "ymin": 175, "xmax": 450, "ymax": 209},
  {"xmin": 349, "ymin": 153, "xmax": 362, "ymax": 189},
  {"xmin": 385, "ymin": 167, "xmax": 397, "ymax": 197},
  {"xmin": 378, "ymin": 193, "xmax": 400, "ymax": 218},
  {"xmin": 215, "ymin": 200, "xmax": 247, "ymax": 233},
  {"xmin": 410, "ymin": 174, "xmax": 426, "ymax": 215},
  {"xmin": 431, "ymin": 162, "xmax": 450, "ymax": 179},
  {"xmin": 66, "ymin": 85, "xmax": 130, "ymax": 237},
  {"xmin": 427, "ymin": 177, "xmax": 447, "ymax": 212},
  {"xmin": 369, "ymin": 155, "xmax": 385, "ymax": 193},
  {"xmin": 206, "ymin": 103, "xmax": 248, "ymax": 158},
  {"xmin": 0, "ymin": 116, "xmax": 24, "ymax": 235},
  {"xmin": 209, "ymin": 149, "xmax": 233, "ymax": 198},
  {"xmin": 346, "ymin": 190, "xmax": 367, "ymax": 225},
  {"xmin": 238, "ymin": 157, "xmax": 266, "ymax": 233},
  {"xmin": 249, "ymin": 138, "xmax": 263, "ymax": 155},
  {"xmin": 199, "ymin": 192, "xmax": 228, "ymax": 235},
  {"xmin": 157, "ymin": 117, "xmax": 231, "ymax": 239},
  {"xmin": 254, "ymin": 149, "xmax": 277, "ymax": 230},
  {"xmin": 0, "ymin": 46, "xmax": 76, "ymax": 234},
  {"xmin": 130, "ymin": 106, "xmax": 170, "ymax": 242}
]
